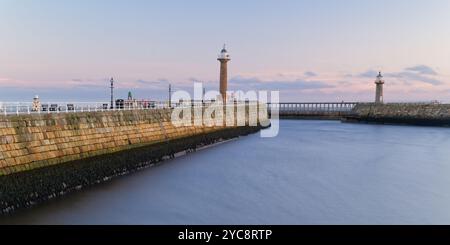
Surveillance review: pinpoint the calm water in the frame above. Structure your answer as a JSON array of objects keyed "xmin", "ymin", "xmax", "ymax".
[{"xmin": 2, "ymin": 120, "xmax": 450, "ymax": 225}]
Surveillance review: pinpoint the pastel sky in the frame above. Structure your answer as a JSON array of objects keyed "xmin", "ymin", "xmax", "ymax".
[{"xmin": 1, "ymin": 0, "xmax": 450, "ymax": 102}]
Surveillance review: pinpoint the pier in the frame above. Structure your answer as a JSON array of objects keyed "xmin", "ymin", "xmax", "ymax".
[
  {"xmin": 0, "ymin": 103, "xmax": 269, "ymax": 214},
  {"xmin": 268, "ymin": 102, "xmax": 358, "ymax": 120}
]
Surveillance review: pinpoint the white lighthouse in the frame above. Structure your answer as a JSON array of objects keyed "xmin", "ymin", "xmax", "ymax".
[
  {"xmin": 375, "ymin": 72, "xmax": 385, "ymax": 104},
  {"xmin": 218, "ymin": 45, "xmax": 231, "ymax": 101}
]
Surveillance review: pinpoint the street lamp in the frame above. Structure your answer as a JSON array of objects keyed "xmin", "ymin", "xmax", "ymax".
[
  {"xmin": 110, "ymin": 77, "xmax": 114, "ymax": 109},
  {"xmin": 169, "ymin": 83, "xmax": 172, "ymax": 108}
]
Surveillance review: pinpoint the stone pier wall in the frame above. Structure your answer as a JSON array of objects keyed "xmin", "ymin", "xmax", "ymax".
[
  {"xmin": 0, "ymin": 106, "xmax": 269, "ymax": 213},
  {"xmin": 0, "ymin": 106, "xmax": 268, "ymax": 176},
  {"xmin": 0, "ymin": 109, "xmax": 202, "ymax": 176},
  {"xmin": 344, "ymin": 103, "xmax": 450, "ymax": 126}
]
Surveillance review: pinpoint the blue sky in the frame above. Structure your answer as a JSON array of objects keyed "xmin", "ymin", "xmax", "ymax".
[{"xmin": 1, "ymin": 0, "xmax": 450, "ymax": 102}]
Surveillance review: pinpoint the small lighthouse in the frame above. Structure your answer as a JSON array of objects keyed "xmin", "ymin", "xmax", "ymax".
[
  {"xmin": 375, "ymin": 72, "xmax": 385, "ymax": 104},
  {"xmin": 218, "ymin": 44, "xmax": 231, "ymax": 101}
]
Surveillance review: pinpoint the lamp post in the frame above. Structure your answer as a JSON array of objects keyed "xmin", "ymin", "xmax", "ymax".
[
  {"xmin": 110, "ymin": 77, "xmax": 114, "ymax": 109},
  {"xmin": 169, "ymin": 83, "xmax": 172, "ymax": 108},
  {"xmin": 202, "ymin": 87, "xmax": 206, "ymax": 105}
]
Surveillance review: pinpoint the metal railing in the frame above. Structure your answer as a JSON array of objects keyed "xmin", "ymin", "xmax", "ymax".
[
  {"xmin": 0, "ymin": 101, "xmax": 173, "ymax": 116},
  {"xmin": 0, "ymin": 100, "xmax": 264, "ymax": 116},
  {"xmin": 267, "ymin": 102, "xmax": 359, "ymax": 114}
]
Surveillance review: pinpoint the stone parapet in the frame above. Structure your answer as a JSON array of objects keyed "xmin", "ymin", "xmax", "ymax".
[{"xmin": 344, "ymin": 103, "xmax": 450, "ymax": 126}]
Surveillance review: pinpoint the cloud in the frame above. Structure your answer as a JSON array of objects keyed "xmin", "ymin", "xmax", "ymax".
[
  {"xmin": 136, "ymin": 78, "xmax": 169, "ymax": 85},
  {"xmin": 358, "ymin": 70, "xmax": 379, "ymax": 78},
  {"xmin": 68, "ymin": 78, "xmax": 109, "ymax": 88},
  {"xmin": 1, "ymin": 64, "xmax": 447, "ymax": 102},
  {"xmin": 387, "ymin": 72, "xmax": 442, "ymax": 86},
  {"xmin": 304, "ymin": 71, "xmax": 317, "ymax": 77},
  {"xmin": 229, "ymin": 76, "xmax": 335, "ymax": 91},
  {"xmin": 405, "ymin": 65, "xmax": 438, "ymax": 75},
  {"xmin": 338, "ymin": 81, "xmax": 353, "ymax": 86},
  {"xmin": 386, "ymin": 64, "xmax": 442, "ymax": 86},
  {"xmin": 188, "ymin": 77, "xmax": 200, "ymax": 82},
  {"xmin": 357, "ymin": 65, "xmax": 442, "ymax": 86}
]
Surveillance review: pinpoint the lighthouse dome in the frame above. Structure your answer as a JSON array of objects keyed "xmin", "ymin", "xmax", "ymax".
[
  {"xmin": 218, "ymin": 44, "xmax": 230, "ymax": 60},
  {"xmin": 221, "ymin": 44, "xmax": 228, "ymax": 53},
  {"xmin": 375, "ymin": 71, "xmax": 385, "ymax": 84}
]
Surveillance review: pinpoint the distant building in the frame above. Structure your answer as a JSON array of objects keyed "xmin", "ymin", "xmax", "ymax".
[
  {"xmin": 125, "ymin": 91, "xmax": 138, "ymax": 108},
  {"xmin": 375, "ymin": 72, "xmax": 385, "ymax": 104}
]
